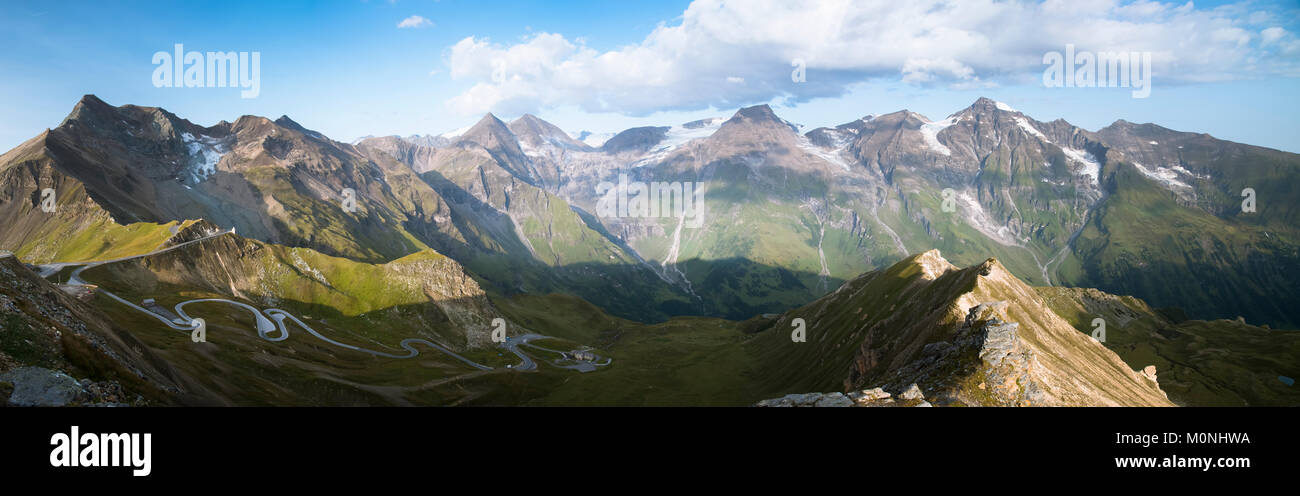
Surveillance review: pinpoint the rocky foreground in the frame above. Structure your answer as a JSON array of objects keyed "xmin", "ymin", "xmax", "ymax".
[
  {"xmin": 755, "ymin": 384, "xmax": 931, "ymax": 407},
  {"xmin": 0, "ymin": 366, "xmax": 140, "ymax": 407},
  {"xmin": 0, "ymin": 252, "xmax": 183, "ymax": 407}
]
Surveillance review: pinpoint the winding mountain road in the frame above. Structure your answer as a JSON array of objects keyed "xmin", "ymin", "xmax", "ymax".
[{"xmin": 39, "ymin": 229, "xmax": 602, "ymax": 373}]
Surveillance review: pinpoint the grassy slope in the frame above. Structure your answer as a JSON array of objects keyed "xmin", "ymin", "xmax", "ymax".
[
  {"xmin": 1038, "ymin": 286, "xmax": 1300, "ymax": 406},
  {"xmin": 1065, "ymin": 163, "xmax": 1300, "ymax": 328},
  {"xmin": 17, "ymin": 218, "xmax": 197, "ymax": 264}
]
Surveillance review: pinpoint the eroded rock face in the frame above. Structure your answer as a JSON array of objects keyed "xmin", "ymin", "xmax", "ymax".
[{"xmin": 873, "ymin": 301, "xmax": 1050, "ymax": 406}]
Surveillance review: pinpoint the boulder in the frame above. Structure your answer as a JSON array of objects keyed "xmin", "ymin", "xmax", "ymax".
[
  {"xmin": 848, "ymin": 387, "xmax": 891, "ymax": 404},
  {"xmin": 813, "ymin": 393, "xmax": 854, "ymax": 407},
  {"xmin": 1140, "ymin": 365, "xmax": 1158, "ymax": 383},
  {"xmin": 899, "ymin": 383, "xmax": 925, "ymax": 401},
  {"xmin": 0, "ymin": 367, "xmax": 87, "ymax": 406},
  {"xmin": 755, "ymin": 391, "xmax": 855, "ymax": 407}
]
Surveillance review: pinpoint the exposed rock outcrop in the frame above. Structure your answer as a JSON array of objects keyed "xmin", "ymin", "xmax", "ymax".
[{"xmin": 0, "ymin": 367, "xmax": 85, "ymax": 406}]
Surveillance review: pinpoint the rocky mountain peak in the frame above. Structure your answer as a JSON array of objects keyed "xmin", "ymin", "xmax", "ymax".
[
  {"xmin": 732, "ymin": 103, "xmax": 779, "ymax": 120},
  {"xmin": 507, "ymin": 113, "xmax": 587, "ymax": 150},
  {"xmin": 231, "ymin": 114, "xmax": 277, "ymax": 131},
  {"xmin": 723, "ymin": 104, "xmax": 799, "ymax": 133},
  {"xmin": 475, "ymin": 112, "xmax": 507, "ymax": 129},
  {"xmin": 71, "ymin": 94, "xmax": 113, "ymax": 114},
  {"xmin": 935, "ymin": 97, "xmax": 1020, "ymax": 126},
  {"xmin": 273, "ymin": 115, "xmax": 304, "ymax": 130},
  {"xmin": 273, "ymin": 115, "xmax": 327, "ymax": 141},
  {"xmin": 458, "ymin": 112, "xmax": 517, "ymax": 147},
  {"xmin": 61, "ymin": 94, "xmax": 157, "ymax": 131},
  {"xmin": 968, "ymin": 96, "xmax": 1018, "ymax": 114},
  {"xmin": 708, "ymin": 104, "xmax": 802, "ymax": 148},
  {"xmin": 599, "ymin": 126, "xmax": 670, "ymax": 154}
]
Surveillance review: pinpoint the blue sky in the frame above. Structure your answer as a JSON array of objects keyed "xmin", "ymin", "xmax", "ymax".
[{"xmin": 1, "ymin": 0, "xmax": 1298, "ymax": 152}]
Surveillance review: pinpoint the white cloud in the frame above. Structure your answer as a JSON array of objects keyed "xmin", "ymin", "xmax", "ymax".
[
  {"xmin": 443, "ymin": 0, "xmax": 1300, "ymax": 116},
  {"xmin": 398, "ymin": 15, "xmax": 433, "ymax": 29},
  {"xmin": 1262, "ymin": 27, "xmax": 1288, "ymax": 45}
]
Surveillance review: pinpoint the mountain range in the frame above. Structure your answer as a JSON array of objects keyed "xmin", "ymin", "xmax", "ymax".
[{"xmin": 0, "ymin": 94, "xmax": 1296, "ymax": 406}]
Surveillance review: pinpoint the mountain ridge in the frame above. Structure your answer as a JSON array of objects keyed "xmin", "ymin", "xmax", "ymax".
[{"xmin": 5, "ymin": 94, "xmax": 1299, "ymax": 330}]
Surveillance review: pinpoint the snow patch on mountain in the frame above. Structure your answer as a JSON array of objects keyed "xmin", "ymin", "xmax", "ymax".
[
  {"xmin": 632, "ymin": 117, "xmax": 724, "ymax": 167},
  {"xmin": 798, "ymin": 131, "xmax": 853, "ymax": 171},
  {"xmin": 1007, "ymin": 116, "xmax": 1100, "ymax": 184},
  {"xmin": 180, "ymin": 132, "xmax": 228, "ymax": 183},
  {"xmin": 1133, "ymin": 162, "xmax": 1207, "ymax": 195},
  {"xmin": 920, "ymin": 116, "xmax": 957, "ymax": 156},
  {"xmin": 1015, "ymin": 117, "xmax": 1047, "ymax": 141},
  {"xmin": 799, "ymin": 141, "xmax": 852, "ymax": 171},
  {"xmin": 958, "ymin": 190, "xmax": 1024, "ymax": 246},
  {"xmin": 1171, "ymin": 164, "xmax": 1209, "ymax": 179},
  {"xmin": 518, "ymin": 134, "xmax": 584, "ymax": 156},
  {"xmin": 1061, "ymin": 147, "xmax": 1101, "ymax": 185},
  {"xmin": 994, "ymin": 101, "xmax": 1018, "ymax": 113},
  {"xmin": 1134, "ymin": 162, "xmax": 1190, "ymax": 189},
  {"xmin": 666, "ymin": 117, "xmax": 725, "ymax": 144}
]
